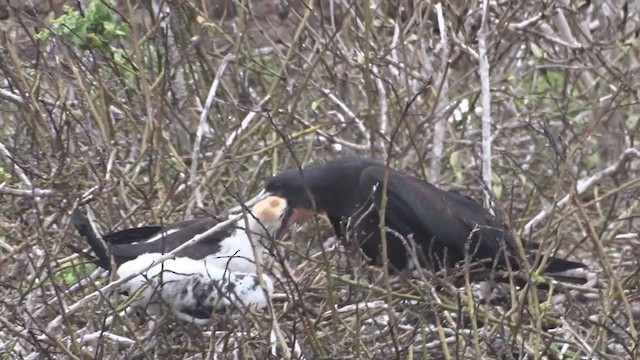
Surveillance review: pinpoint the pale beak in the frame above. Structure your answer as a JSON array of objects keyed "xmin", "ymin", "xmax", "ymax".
[{"xmin": 227, "ymin": 190, "xmax": 271, "ymax": 215}]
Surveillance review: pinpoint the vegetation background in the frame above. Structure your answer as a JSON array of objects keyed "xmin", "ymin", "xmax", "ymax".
[{"xmin": 0, "ymin": 0, "xmax": 639, "ymax": 358}]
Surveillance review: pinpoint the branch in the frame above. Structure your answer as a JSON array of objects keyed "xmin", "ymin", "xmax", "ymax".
[
  {"xmin": 321, "ymin": 88, "xmax": 371, "ymax": 145},
  {"xmin": 478, "ymin": 0, "xmax": 493, "ymax": 210},
  {"xmin": 0, "ymin": 184, "xmax": 57, "ymax": 197},
  {"xmin": 0, "ymin": 141, "xmax": 33, "ymax": 191},
  {"xmin": 0, "ymin": 88, "xmax": 24, "ymax": 104},
  {"xmin": 371, "ymin": 65, "xmax": 389, "ymax": 137},
  {"xmin": 78, "ymin": 331, "xmax": 135, "ymax": 345},
  {"xmin": 206, "ymin": 95, "xmax": 271, "ymax": 175},
  {"xmin": 430, "ymin": 3, "xmax": 450, "ymax": 182},
  {"xmin": 188, "ymin": 53, "xmax": 234, "ymax": 217},
  {"xmin": 550, "ymin": 1, "xmax": 595, "ymax": 90},
  {"xmin": 523, "ymin": 148, "xmax": 640, "ymax": 236}
]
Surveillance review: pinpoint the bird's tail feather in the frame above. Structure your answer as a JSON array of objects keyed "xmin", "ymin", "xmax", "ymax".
[
  {"xmin": 71, "ymin": 209, "xmax": 112, "ymax": 270},
  {"xmin": 544, "ymin": 257, "xmax": 586, "ymax": 273}
]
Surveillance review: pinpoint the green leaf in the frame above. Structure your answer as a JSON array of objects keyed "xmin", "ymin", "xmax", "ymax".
[
  {"xmin": 584, "ymin": 152, "xmax": 600, "ymax": 170},
  {"xmin": 539, "ymin": 300, "xmax": 551, "ymax": 313},
  {"xmin": 545, "ymin": 71, "xmax": 565, "ymax": 91},
  {"xmin": 40, "ymin": 0, "xmax": 128, "ymax": 53},
  {"xmin": 531, "ymin": 272, "xmax": 545, "ymax": 284}
]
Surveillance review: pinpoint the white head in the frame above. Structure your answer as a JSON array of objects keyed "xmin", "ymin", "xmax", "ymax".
[{"xmin": 243, "ymin": 196, "xmax": 288, "ymax": 241}]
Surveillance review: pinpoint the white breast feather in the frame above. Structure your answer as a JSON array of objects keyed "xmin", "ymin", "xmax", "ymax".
[{"xmin": 116, "ymin": 252, "xmax": 273, "ymax": 325}]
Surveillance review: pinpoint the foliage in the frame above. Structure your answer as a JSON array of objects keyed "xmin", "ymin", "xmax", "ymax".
[{"xmin": 36, "ymin": 0, "xmax": 128, "ymax": 53}]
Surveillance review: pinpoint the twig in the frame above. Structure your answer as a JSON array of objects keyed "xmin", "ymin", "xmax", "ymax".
[
  {"xmin": 0, "ymin": 237, "xmax": 13, "ymax": 252},
  {"xmin": 77, "ymin": 331, "xmax": 135, "ymax": 345},
  {"xmin": 508, "ymin": 13, "xmax": 544, "ymax": 31},
  {"xmin": 321, "ymin": 88, "xmax": 371, "ymax": 145},
  {"xmin": 536, "ymin": 23, "xmax": 585, "ymax": 49},
  {"xmin": 523, "ymin": 148, "xmax": 640, "ymax": 236},
  {"xmin": 371, "ymin": 66, "xmax": 388, "ymax": 137},
  {"xmin": 0, "ymin": 88, "xmax": 24, "ymax": 104},
  {"xmin": 478, "ymin": 0, "xmax": 493, "ymax": 211},
  {"xmin": 430, "ymin": 3, "xmax": 449, "ymax": 182},
  {"xmin": 209, "ymin": 95, "xmax": 271, "ymax": 170},
  {"xmin": 188, "ymin": 53, "xmax": 235, "ymax": 217},
  {"xmin": 388, "ymin": 23, "xmax": 401, "ymax": 80},
  {"xmin": 573, "ymin": 197, "xmax": 638, "ymax": 340},
  {"xmin": 451, "ymin": 34, "xmax": 479, "ymax": 60},
  {"xmin": 0, "ymin": 141, "xmax": 33, "ymax": 191},
  {"xmin": 241, "ymin": 213, "xmax": 294, "ymax": 359},
  {"xmin": 614, "ymin": 233, "xmax": 638, "ymax": 240},
  {"xmin": 315, "ymin": 128, "xmax": 369, "ymax": 151},
  {"xmin": 550, "ymin": 1, "xmax": 595, "ymax": 90},
  {"xmin": 0, "ymin": 185, "xmax": 57, "ymax": 197}
]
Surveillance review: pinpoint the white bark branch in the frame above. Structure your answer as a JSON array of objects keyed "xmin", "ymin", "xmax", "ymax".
[
  {"xmin": 0, "ymin": 184, "xmax": 56, "ymax": 197},
  {"xmin": 523, "ymin": 148, "xmax": 640, "ymax": 236},
  {"xmin": 188, "ymin": 54, "xmax": 234, "ymax": 217},
  {"xmin": 478, "ymin": 0, "xmax": 493, "ymax": 210},
  {"xmin": 430, "ymin": 3, "xmax": 449, "ymax": 182},
  {"xmin": 321, "ymin": 88, "xmax": 371, "ymax": 145}
]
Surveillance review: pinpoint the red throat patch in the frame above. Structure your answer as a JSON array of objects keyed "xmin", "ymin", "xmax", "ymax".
[{"xmin": 287, "ymin": 208, "xmax": 316, "ymax": 226}]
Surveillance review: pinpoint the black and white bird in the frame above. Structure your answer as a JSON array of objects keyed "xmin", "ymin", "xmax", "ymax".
[
  {"xmin": 72, "ymin": 196, "xmax": 286, "ymax": 324},
  {"xmin": 245, "ymin": 156, "xmax": 585, "ymax": 275}
]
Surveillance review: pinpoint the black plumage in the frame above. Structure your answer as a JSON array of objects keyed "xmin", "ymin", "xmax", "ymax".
[
  {"xmin": 71, "ymin": 211, "xmax": 235, "ymax": 271},
  {"xmin": 263, "ymin": 156, "xmax": 585, "ymax": 273}
]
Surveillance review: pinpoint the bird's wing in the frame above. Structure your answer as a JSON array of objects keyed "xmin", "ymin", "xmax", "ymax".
[
  {"xmin": 358, "ymin": 165, "xmax": 514, "ymax": 267},
  {"xmin": 101, "ymin": 226, "xmax": 163, "ymax": 245},
  {"xmin": 109, "ymin": 218, "xmax": 236, "ymax": 262}
]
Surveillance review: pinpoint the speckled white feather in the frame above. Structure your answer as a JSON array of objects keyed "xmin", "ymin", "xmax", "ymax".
[{"xmin": 117, "ymin": 253, "xmax": 274, "ymax": 325}]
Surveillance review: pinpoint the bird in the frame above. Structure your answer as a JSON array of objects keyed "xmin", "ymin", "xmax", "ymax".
[
  {"xmin": 71, "ymin": 196, "xmax": 286, "ymax": 323},
  {"xmin": 253, "ymin": 156, "xmax": 585, "ymax": 275}
]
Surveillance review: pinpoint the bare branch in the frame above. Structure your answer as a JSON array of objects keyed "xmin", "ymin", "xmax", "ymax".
[
  {"xmin": 524, "ymin": 148, "xmax": 640, "ymax": 236},
  {"xmin": 188, "ymin": 53, "xmax": 235, "ymax": 216},
  {"xmin": 430, "ymin": 3, "xmax": 449, "ymax": 182},
  {"xmin": 0, "ymin": 185, "xmax": 57, "ymax": 197},
  {"xmin": 478, "ymin": 0, "xmax": 493, "ymax": 210}
]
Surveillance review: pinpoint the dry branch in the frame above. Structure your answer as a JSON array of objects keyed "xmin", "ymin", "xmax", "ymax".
[{"xmin": 524, "ymin": 148, "xmax": 640, "ymax": 236}]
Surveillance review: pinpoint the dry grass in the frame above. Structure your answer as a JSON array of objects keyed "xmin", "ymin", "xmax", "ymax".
[{"xmin": 1, "ymin": 0, "xmax": 639, "ymax": 359}]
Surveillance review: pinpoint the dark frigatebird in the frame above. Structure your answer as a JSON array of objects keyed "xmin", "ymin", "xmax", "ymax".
[
  {"xmin": 71, "ymin": 196, "xmax": 286, "ymax": 324},
  {"xmin": 251, "ymin": 156, "xmax": 585, "ymax": 274}
]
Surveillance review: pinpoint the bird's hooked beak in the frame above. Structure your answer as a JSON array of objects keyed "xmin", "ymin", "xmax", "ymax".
[
  {"xmin": 286, "ymin": 207, "xmax": 316, "ymax": 227},
  {"xmin": 228, "ymin": 190, "xmax": 317, "ymax": 237},
  {"xmin": 270, "ymin": 203, "xmax": 315, "ymax": 239}
]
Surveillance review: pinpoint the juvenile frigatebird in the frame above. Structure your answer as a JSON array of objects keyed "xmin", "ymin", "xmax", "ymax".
[
  {"xmin": 253, "ymin": 156, "xmax": 585, "ymax": 274},
  {"xmin": 71, "ymin": 196, "xmax": 285, "ymax": 323}
]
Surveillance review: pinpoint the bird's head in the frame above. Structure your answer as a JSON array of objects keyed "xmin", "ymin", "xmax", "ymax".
[
  {"xmin": 263, "ymin": 171, "xmax": 318, "ymax": 226},
  {"xmin": 246, "ymin": 196, "xmax": 290, "ymax": 240}
]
